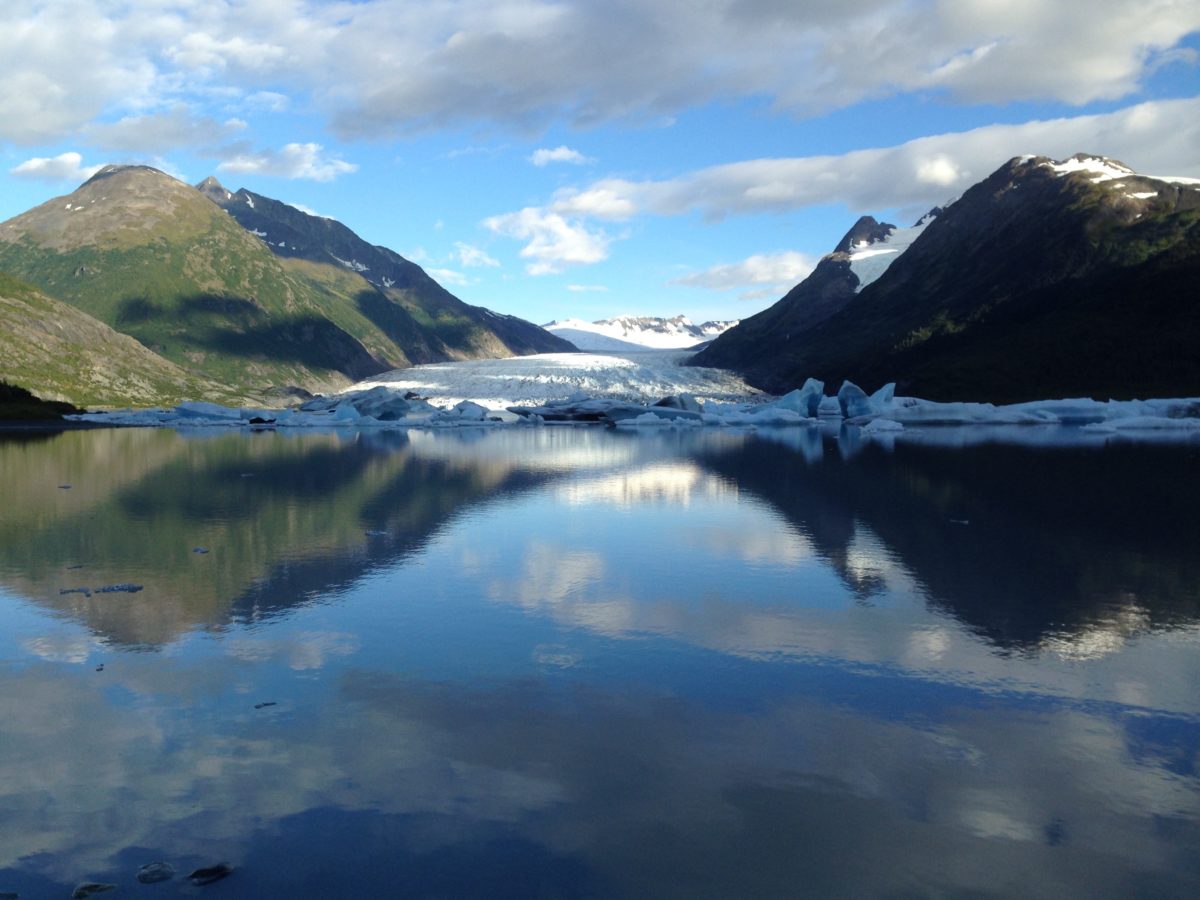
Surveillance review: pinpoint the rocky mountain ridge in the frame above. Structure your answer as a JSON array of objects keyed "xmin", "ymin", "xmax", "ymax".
[
  {"xmin": 0, "ymin": 165, "xmax": 572, "ymax": 406},
  {"xmin": 693, "ymin": 154, "xmax": 1200, "ymax": 401}
]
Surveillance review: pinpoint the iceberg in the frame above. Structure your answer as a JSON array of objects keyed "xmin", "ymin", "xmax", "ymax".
[{"xmin": 57, "ymin": 350, "xmax": 1200, "ymax": 443}]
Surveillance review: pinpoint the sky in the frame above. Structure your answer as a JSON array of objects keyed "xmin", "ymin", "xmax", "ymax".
[{"xmin": 1, "ymin": 1, "xmax": 1198, "ymax": 327}]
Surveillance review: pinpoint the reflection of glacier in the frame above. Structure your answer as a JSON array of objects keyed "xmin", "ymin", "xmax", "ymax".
[{"xmin": 558, "ymin": 462, "xmax": 736, "ymax": 508}]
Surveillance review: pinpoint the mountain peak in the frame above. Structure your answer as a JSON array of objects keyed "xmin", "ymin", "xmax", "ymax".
[
  {"xmin": 195, "ymin": 175, "xmax": 234, "ymax": 202},
  {"xmin": 82, "ymin": 164, "xmax": 175, "ymax": 188},
  {"xmin": 833, "ymin": 216, "xmax": 895, "ymax": 254}
]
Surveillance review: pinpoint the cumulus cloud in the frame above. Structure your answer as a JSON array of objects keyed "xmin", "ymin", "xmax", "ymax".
[
  {"xmin": 86, "ymin": 104, "xmax": 245, "ymax": 152},
  {"xmin": 314, "ymin": 0, "xmax": 1200, "ymax": 138},
  {"xmin": 518, "ymin": 98, "xmax": 1200, "ymax": 224},
  {"xmin": 530, "ymin": 145, "xmax": 591, "ymax": 166},
  {"xmin": 674, "ymin": 251, "xmax": 816, "ymax": 300},
  {"xmin": 2, "ymin": 1, "xmax": 1195, "ymax": 146},
  {"xmin": 9, "ymin": 152, "xmax": 103, "ymax": 182},
  {"xmin": 550, "ymin": 185, "xmax": 639, "ymax": 221},
  {"xmin": 217, "ymin": 142, "xmax": 357, "ymax": 181},
  {"xmin": 427, "ymin": 267, "xmax": 473, "ymax": 287},
  {"xmin": 455, "ymin": 242, "xmax": 501, "ymax": 268},
  {"xmin": 483, "ymin": 207, "xmax": 611, "ymax": 275}
]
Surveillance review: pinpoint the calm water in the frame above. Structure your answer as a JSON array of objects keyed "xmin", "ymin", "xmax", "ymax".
[{"xmin": 1, "ymin": 425, "xmax": 1198, "ymax": 898}]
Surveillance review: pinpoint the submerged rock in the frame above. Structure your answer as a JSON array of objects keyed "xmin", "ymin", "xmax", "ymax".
[
  {"xmin": 136, "ymin": 862, "xmax": 175, "ymax": 884},
  {"xmin": 187, "ymin": 864, "xmax": 233, "ymax": 886},
  {"xmin": 71, "ymin": 884, "xmax": 116, "ymax": 899}
]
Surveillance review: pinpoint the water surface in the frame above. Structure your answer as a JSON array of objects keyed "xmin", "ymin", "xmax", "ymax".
[{"xmin": 1, "ymin": 425, "xmax": 1198, "ymax": 897}]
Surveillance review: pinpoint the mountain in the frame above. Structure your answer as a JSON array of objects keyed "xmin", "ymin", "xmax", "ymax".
[
  {"xmin": 544, "ymin": 315, "xmax": 738, "ymax": 351},
  {"xmin": 0, "ymin": 269, "xmax": 233, "ymax": 407},
  {"xmin": 0, "ymin": 165, "xmax": 572, "ymax": 405},
  {"xmin": 693, "ymin": 154, "xmax": 1200, "ymax": 402},
  {"xmin": 196, "ymin": 177, "xmax": 574, "ymax": 360},
  {"xmin": 690, "ymin": 212, "xmax": 937, "ymax": 379}
]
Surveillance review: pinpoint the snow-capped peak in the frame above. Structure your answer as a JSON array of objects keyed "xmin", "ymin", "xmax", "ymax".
[
  {"xmin": 544, "ymin": 315, "xmax": 739, "ymax": 350},
  {"xmin": 1045, "ymin": 154, "xmax": 1136, "ymax": 183},
  {"xmin": 846, "ymin": 210, "xmax": 937, "ymax": 292}
]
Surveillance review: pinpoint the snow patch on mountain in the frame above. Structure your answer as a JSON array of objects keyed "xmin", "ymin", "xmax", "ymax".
[
  {"xmin": 544, "ymin": 315, "xmax": 738, "ymax": 350},
  {"xmin": 848, "ymin": 211, "xmax": 936, "ymax": 292},
  {"xmin": 1043, "ymin": 154, "xmax": 1200, "ymax": 187},
  {"xmin": 1047, "ymin": 155, "xmax": 1135, "ymax": 182}
]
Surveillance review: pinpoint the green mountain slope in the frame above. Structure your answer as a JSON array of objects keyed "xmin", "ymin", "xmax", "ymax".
[
  {"xmin": 0, "ymin": 269, "xmax": 233, "ymax": 407},
  {"xmin": 0, "ymin": 165, "xmax": 415, "ymax": 399},
  {"xmin": 694, "ymin": 155, "xmax": 1200, "ymax": 401},
  {"xmin": 195, "ymin": 177, "xmax": 576, "ymax": 358}
]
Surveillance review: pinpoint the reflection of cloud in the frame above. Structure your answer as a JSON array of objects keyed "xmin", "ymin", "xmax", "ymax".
[
  {"xmin": 684, "ymin": 521, "xmax": 812, "ymax": 566},
  {"xmin": 489, "ymin": 542, "xmax": 638, "ymax": 637},
  {"xmin": 22, "ymin": 633, "xmax": 97, "ymax": 664},
  {"xmin": 904, "ymin": 626, "xmax": 952, "ymax": 664},
  {"xmin": 1039, "ymin": 604, "xmax": 1151, "ymax": 661},
  {"xmin": 558, "ymin": 462, "xmax": 735, "ymax": 508},
  {"xmin": 226, "ymin": 631, "xmax": 359, "ymax": 670},
  {"xmin": 3, "ymin": 660, "xmax": 1195, "ymax": 895}
]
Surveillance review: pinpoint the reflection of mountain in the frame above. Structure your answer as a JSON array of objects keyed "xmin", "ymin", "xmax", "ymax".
[
  {"xmin": 0, "ymin": 429, "xmax": 557, "ymax": 646},
  {"xmin": 697, "ymin": 433, "xmax": 1200, "ymax": 650}
]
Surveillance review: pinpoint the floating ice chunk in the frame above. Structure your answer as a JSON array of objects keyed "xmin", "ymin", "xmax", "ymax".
[
  {"xmin": 174, "ymin": 401, "xmax": 244, "ymax": 421},
  {"xmin": 653, "ymin": 393, "xmax": 703, "ymax": 413},
  {"xmin": 836, "ymin": 381, "xmax": 894, "ymax": 418},
  {"xmin": 1082, "ymin": 416, "xmax": 1200, "ymax": 433},
  {"xmin": 614, "ymin": 412, "xmax": 680, "ymax": 428},
  {"xmin": 764, "ymin": 378, "xmax": 825, "ymax": 418},
  {"xmin": 861, "ymin": 418, "xmax": 904, "ymax": 433}
]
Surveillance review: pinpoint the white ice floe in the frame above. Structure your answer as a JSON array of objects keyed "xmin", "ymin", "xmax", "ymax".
[{"xmin": 64, "ymin": 354, "xmax": 1200, "ymax": 440}]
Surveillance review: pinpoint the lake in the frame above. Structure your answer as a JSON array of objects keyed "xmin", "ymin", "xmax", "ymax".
[{"xmin": 1, "ymin": 424, "xmax": 1198, "ymax": 898}]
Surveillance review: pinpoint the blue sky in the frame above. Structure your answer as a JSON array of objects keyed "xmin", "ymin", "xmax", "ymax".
[{"xmin": 1, "ymin": 1, "xmax": 1198, "ymax": 326}]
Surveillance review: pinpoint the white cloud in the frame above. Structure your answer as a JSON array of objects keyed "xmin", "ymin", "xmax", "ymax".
[
  {"xmin": 566, "ymin": 284, "xmax": 609, "ymax": 293},
  {"xmin": 0, "ymin": 0, "xmax": 1192, "ymax": 154},
  {"xmin": 534, "ymin": 98, "xmax": 1200, "ymax": 222},
  {"xmin": 455, "ymin": 242, "xmax": 501, "ymax": 268},
  {"xmin": 674, "ymin": 251, "xmax": 815, "ymax": 300},
  {"xmin": 530, "ymin": 145, "xmax": 591, "ymax": 166},
  {"xmin": 483, "ymin": 207, "xmax": 611, "ymax": 275},
  {"xmin": 314, "ymin": 0, "xmax": 1200, "ymax": 138},
  {"xmin": 427, "ymin": 267, "xmax": 472, "ymax": 287},
  {"xmin": 551, "ymin": 186, "xmax": 638, "ymax": 221},
  {"xmin": 217, "ymin": 142, "xmax": 357, "ymax": 181},
  {"xmin": 9, "ymin": 152, "xmax": 103, "ymax": 183},
  {"xmin": 86, "ymin": 105, "xmax": 245, "ymax": 152}
]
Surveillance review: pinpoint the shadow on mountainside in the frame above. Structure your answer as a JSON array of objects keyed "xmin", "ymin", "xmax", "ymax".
[{"xmin": 115, "ymin": 293, "xmax": 390, "ymax": 381}]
